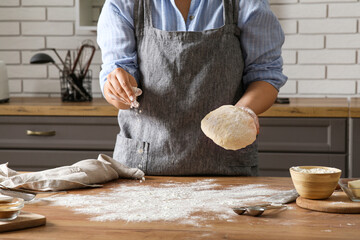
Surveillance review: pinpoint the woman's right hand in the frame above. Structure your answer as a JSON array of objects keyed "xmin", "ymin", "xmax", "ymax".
[{"xmin": 103, "ymin": 67, "xmax": 139, "ymax": 110}]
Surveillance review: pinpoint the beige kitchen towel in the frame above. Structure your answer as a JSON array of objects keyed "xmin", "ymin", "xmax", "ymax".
[{"xmin": 0, "ymin": 154, "xmax": 145, "ymax": 191}]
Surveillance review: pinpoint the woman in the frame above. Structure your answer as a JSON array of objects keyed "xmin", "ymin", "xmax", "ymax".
[{"xmin": 97, "ymin": 0, "xmax": 287, "ymax": 176}]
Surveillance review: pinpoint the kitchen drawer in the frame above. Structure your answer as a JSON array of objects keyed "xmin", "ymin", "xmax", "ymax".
[
  {"xmin": 258, "ymin": 118, "xmax": 346, "ymax": 153},
  {"xmin": 258, "ymin": 152, "xmax": 347, "ymax": 177},
  {"xmin": 0, "ymin": 149, "xmax": 114, "ymax": 171},
  {"xmin": 0, "ymin": 116, "xmax": 118, "ymax": 150},
  {"xmin": 350, "ymin": 118, "xmax": 360, "ymax": 177}
]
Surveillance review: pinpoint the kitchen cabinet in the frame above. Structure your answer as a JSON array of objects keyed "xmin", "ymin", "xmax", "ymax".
[
  {"xmin": 257, "ymin": 118, "xmax": 347, "ymax": 177},
  {"xmin": 0, "ymin": 115, "xmax": 118, "ymax": 171},
  {"xmin": 350, "ymin": 98, "xmax": 360, "ymax": 178},
  {"xmin": 0, "ymin": 97, "xmax": 351, "ymax": 176}
]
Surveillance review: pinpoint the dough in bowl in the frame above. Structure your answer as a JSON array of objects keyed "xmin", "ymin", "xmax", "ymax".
[{"xmin": 201, "ymin": 105, "xmax": 257, "ymax": 150}]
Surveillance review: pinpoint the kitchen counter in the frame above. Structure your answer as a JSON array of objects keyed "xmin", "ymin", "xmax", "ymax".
[
  {"xmin": 350, "ymin": 98, "xmax": 360, "ymax": 118},
  {"xmin": 0, "ymin": 97, "xmax": 350, "ymax": 117},
  {"xmin": 2, "ymin": 177, "xmax": 359, "ymax": 240}
]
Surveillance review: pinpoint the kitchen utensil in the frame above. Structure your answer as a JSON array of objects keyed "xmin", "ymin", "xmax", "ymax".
[
  {"xmin": 72, "ymin": 44, "xmax": 95, "ymax": 81},
  {"xmin": 233, "ymin": 204, "xmax": 286, "ymax": 217},
  {"xmin": 38, "ymin": 47, "xmax": 65, "ymax": 67},
  {"xmin": 290, "ymin": 166, "xmax": 341, "ymax": 199},
  {"xmin": 30, "ymin": 53, "xmax": 62, "ymax": 71},
  {"xmin": 0, "ymin": 61, "xmax": 9, "ymax": 103},
  {"xmin": 338, "ymin": 178, "xmax": 360, "ymax": 202},
  {"xmin": 0, "ymin": 212, "xmax": 46, "ymax": 232},
  {"xmin": 0, "ymin": 185, "xmax": 37, "ymax": 202},
  {"xmin": 64, "ymin": 50, "xmax": 72, "ymax": 73},
  {"xmin": 296, "ymin": 191, "xmax": 360, "ymax": 214}
]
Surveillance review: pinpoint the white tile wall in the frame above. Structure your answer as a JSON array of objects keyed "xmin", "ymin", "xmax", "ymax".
[{"xmin": 0, "ymin": 0, "xmax": 359, "ymax": 97}]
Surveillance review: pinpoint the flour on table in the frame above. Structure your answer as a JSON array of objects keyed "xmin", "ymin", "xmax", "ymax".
[{"xmin": 40, "ymin": 179, "xmax": 292, "ymax": 225}]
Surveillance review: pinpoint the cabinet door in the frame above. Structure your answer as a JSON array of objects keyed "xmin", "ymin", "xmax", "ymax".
[
  {"xmin": 258, "ymin": 118, "xmax": 346, "ymax": 153},
  {"xmin": 0, "ymin": 149, "xmax": 114, "ymax": 171},
  {"xmin": 350, "ymin": 118, "xmax": 360, "ymax": 177},
  {"xmin": 258, "ymin": 152, "xmax": 346, "ymax": 177},
  {"xmin": 0, "ymin": 116, "xmax": 118, "ymax": 150}
]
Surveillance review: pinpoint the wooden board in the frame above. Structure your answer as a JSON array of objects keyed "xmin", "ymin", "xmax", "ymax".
[
  {"xmin": 296, "ymin": 191, "xmax": 360, "ymax": 213},
  {"xmin": 0, "ymin": 211, "xmax": 46, "ymax": 232}
]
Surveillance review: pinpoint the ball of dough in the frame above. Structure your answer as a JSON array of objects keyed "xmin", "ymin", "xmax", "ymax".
[{"xmin": 201, "ymin": 105, "xmax": 257, "ymax": 150}]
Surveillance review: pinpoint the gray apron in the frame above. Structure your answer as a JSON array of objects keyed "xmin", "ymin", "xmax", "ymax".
[{"xmin": 113, "ymin": 0, "xmax": 258, "ymax": 176}]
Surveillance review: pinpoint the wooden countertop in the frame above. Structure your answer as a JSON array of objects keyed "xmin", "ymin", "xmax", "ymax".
[
  {"xmin": 0, "ymin": 97, "xmax": 350, "ymax": 117},
  {"xmin": 3, "ymin": 177, "xmax": 359, "ymax": 240},
  {"xmin": 350, "ymin": 98, "xmax": 360, "ymax": 118}
]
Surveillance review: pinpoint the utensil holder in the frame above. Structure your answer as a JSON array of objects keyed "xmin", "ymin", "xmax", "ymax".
[{"xmin": 60, "ymin": 70, "xmax": 92, "ymax": 102}]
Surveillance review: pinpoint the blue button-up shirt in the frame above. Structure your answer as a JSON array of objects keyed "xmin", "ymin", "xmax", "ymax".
[{"xmin": 97, "ymin": 0, "xmax": 287, "ymax": 95}]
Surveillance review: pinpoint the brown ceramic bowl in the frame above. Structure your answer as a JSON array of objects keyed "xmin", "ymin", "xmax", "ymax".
[{"xmin": 290, "ymin": 166, "xmax": 342, "ymax": 200}]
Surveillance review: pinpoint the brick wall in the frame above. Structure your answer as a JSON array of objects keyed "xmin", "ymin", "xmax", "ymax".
[
  {"xmin": 0, "ymin": 0, "xmax": 359, "ymax": 98},
  {"xmin": 272, "ymin": 0, "xmax": 360, "ymax": 97}
]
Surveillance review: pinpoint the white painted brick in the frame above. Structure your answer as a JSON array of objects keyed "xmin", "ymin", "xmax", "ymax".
[
  {"xmin": 7, "ymin": 65, "xmax": 47, "ymax": 78},
  {"xmin": 271, "ymin": 4, "xmax": 326, "ymax": 19},
  {"xmin": 92, "ymin": 51, "xmax": 102, "ymax": 64},
  {"xmin": 48, "ymin": 7, "xmax": 75, "ymax": 21},
  {"xmin": 0, "ymin": 37, "xmax": 44, "ymax": 50},
  {"xmin": 298, "ymin": 80, "xmax": 356, "ymax": 94},
  {"xmin": 298, "ymin": 50, "xmax": 356, "ymax": 64},
  {"xmin": 299, "ymin": 19, "xmax": 357, "ymax": 34},
  {"xmin": 279, "ymin": 20, "xmax": 297, "ymax": 34},
  {"xmin": 23, "ymin": 79, "xmax": 60, "ymax": 93},
  {"xmin": 329, "ymin": 3, "xmax": 360, "ymax": 17},
  {"xmin": 357, "ymin": 81, "xmax": 360, "ymax": 94},
  {"xmin": 47, "ymin": 36, "xmax": 98, "ymax": 49},
  {"xmin": 328, "ymin": 66, "xmax": 360, "ymax": 79},
  {"xmin": 283, "ymin": 35, "xmax": 324, "ymax": 49},
  {"xmin": 8, "ymin": 79, "xmax": 22, "ymax": 93},
  {"xmin": 270, "ymin": 0, "xmax": 298, "ymax": 4},
  {"xmin": 358, "ymin": 50, "xmax": 359, "ymax": 64},
  {"xmin": 327, "ymin": 34, "xmax": 360, "ymax": 49},
  {"xmin": 0, "ymin": 23, "xmax": 20, "ymax": 35},
  {"xmin": 282, "ymin": 50, "xmax": 297, "ymax": 64},
  {"xmin": 22, "ymin": 0, "xmax": 74, "ymax": 6},
  {"xmin": 283, "ymin": 65, "xmax": 325, "ymax": 79},
  {"xmin": 279, "ymin": 80, "xmax": 297, "ymax": 94},
  {"xmin": 0, "ymin": 8, "xmax": 45, "ymax": 20},
  {"xmin": 0, "ymin": 0, "xmax": 20, "ymax": 6},
  {"xmin": 11, "ymin": 93, "xmax": 51, "ymax": 97},
  {"xmin": 0, "ymin": 51, "xmax": 20, "ymax": 64},
  {"xmin": 91, "ymin": 81, "xmax": 101, "ymax": 94},
  {"xmin": 22, "ymin": 22, "xmax": 73, "ymax": 36}
]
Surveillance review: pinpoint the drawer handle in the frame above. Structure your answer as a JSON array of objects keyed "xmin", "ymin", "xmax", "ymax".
[{"xmin": 26, "ymin": 130, "xmax": 56, "ymax": 136}]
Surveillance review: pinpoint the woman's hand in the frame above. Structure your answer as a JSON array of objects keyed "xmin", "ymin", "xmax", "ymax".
[{"xmin": 103, "ymin": 67, "xmax": 139, "ymax": 110}]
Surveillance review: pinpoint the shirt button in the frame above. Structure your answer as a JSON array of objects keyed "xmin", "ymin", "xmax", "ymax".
[{"xmin": 189, "ymin": 15, "xmax": 195, "ymax": 21}]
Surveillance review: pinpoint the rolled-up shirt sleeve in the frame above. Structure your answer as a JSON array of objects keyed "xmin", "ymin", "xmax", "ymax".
[
  {"xmin": 97, "ymin": 0, "xmax": 138, "ymax": 96},
  {"xmin": 238, "ymin": 0, "xmax": 287, "ymax": 91}
]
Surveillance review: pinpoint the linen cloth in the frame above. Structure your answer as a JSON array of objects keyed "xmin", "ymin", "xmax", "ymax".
[{"xmin": 0, "ymin": 154, "xmax": 144, "ymax": 191}]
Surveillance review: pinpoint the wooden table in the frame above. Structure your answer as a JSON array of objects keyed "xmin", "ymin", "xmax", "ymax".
[{"xmin": 1, "ymin": 177, "xmax": 359, "ymax": 240}]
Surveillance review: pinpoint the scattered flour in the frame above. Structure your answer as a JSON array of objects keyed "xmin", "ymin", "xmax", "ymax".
[
  {"xmin": 291, "ymin": 166, "xmax": 340, "ymax": 174},
  {"xmin": 40, "ymin": 179, "xmax": 293, "ymax": 225}
]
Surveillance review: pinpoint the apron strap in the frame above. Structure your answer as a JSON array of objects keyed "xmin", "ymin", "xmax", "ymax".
[
  {"xmin": 223, "ymin": 0, "xmax": 239, "ymax": 25},
  {"xmin": 143, "ymin": 0, "xmax": 153, "ymax": 28}
]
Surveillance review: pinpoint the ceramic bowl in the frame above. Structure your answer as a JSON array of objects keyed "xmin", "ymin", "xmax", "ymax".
[
  {"xmin": 0, "ymin": 197, "xmax": 24, "ymax": 221},
  {"xmin": 289, "ymin": 166, "xmax": 342, "ymax": 200}
]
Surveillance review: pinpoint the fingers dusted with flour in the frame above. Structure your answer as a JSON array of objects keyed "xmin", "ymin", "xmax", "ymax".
[{"xmin": 104, "ymin": 67, "xmax": 139, "ymax": 110}]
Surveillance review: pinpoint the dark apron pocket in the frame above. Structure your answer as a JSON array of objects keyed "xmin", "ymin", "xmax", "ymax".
[{"xmin": 113, "ymin": 134, "xmax": 149, "ymax": 172}]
